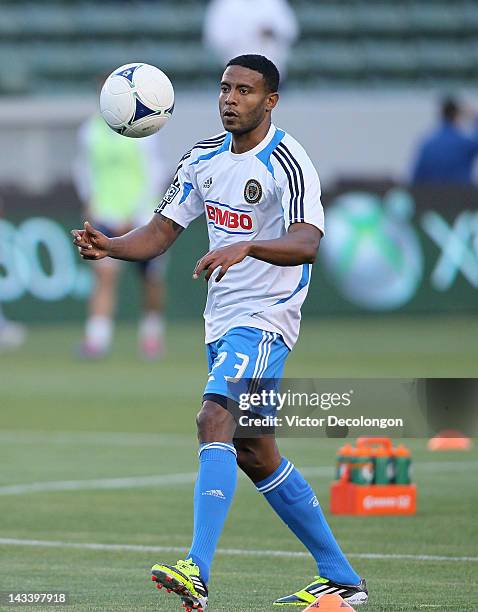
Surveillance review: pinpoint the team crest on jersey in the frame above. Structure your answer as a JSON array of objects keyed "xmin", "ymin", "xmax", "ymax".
[{"xmin": 244, "ymin": 179, "xmax": 262, "ymax": 204}]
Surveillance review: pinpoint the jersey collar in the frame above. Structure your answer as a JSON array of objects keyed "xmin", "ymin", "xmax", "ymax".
[{"xmin": 228, "ymin": 123, "xmax": 276, "ymax": 161}]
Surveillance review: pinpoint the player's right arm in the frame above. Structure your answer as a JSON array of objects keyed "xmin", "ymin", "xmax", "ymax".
[
  {"xmin": 72, "ymin": 147, "xmax": 204, "ymax": 261},
  {"xmin": 72, "ymin": 214, "xmax": 183, "ymax": 261}
]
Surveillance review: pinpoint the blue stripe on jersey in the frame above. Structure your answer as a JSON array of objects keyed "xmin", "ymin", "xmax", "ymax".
[
  {"xmin": 172, "ymin": 137, "xmax": 227, "ymax": 188},
  {"xmin": 256, "ymin": 128, "xmax": 285, "ymax": 176},
  {"xmin": 178, "ymin": 182, "xmax": 194, "ymax": 205},
  {"xmin": 273, "ymin": 264, "xmax": 310, "ymax": 305},
  {"xmin": 189, "ymin": 133, "xmax": 232, "ymax": 166},
  {"xmin": 205, "ymin": 200, "xmax": 250, "ymax": 214}
]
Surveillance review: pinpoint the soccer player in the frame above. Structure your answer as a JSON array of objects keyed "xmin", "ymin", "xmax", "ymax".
[
  {"xmin": 72, "ymin": 55, "xmax": 368, "ymax": 611},
  {"xmin": 73, "ymin": 107, "xmax": 170, "ymax": 360}
]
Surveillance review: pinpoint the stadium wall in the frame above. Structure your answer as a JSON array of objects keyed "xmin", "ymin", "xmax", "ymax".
[
  {"xmin": 1, "ymin": 92, "xmax": 477, "ymax": 322},
  {"xmin": 1, "ymin": 183, "xmax": 477, "ymax": 323},
  {"xmin": 2, "ymin": 91, "xmax": 478, "ymax": 192}
]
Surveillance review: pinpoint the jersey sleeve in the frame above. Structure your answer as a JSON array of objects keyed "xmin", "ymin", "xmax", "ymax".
[
  {"xmin": 274, "ymin": 141, "xmax": 325, "ymax": 235},
  {"xmin": 154, "ymin": 152, "xmax": 203, "ymax": 229}
]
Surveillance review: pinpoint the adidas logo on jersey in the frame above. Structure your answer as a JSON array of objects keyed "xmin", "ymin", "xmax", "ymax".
[
  {"xmin": 202, "ymin": 489, "xmax": 226, "ymax": 499},
  {"xmin": 206, "ymin": 203, "xmax": 254, "ymax": 233},
  {"xmin": 203, "ymin": 177, "xmax": 213, "ymax": 189}
]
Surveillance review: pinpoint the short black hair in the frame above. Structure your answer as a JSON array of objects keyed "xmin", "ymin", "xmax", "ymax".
[
  {"xmin": 441, "ymin": 96, "xmax": 460, "ymax": 122},
  {"xmin": 226, "ymin": 54, "xmax": 280, "ymax": 93}
]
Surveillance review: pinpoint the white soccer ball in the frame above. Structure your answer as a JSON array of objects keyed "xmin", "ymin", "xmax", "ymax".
[{"xmin": 99, "ymin": 63, "xmax": 174, "ymax": 138}]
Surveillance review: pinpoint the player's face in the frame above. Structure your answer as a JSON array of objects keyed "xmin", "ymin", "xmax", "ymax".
[{"xmin": 219, "ymin": 66, "xmax": 277, "ymax": 135}]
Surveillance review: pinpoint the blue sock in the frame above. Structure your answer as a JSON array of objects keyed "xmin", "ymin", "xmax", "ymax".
[
  {"xmin": 187, "ymin": 443, "xmax": 237, "ymax": 583},
  {"xmin": 256, "ymin": 457, "xmax": 360, "ymax": 585}
]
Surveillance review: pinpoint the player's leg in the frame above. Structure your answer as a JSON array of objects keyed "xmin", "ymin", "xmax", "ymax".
[
  {"xmin": 137, "ymin": 254, "xmax": 167, "ymax": 359},
  {"xmin": 151, "ymin": 398, "xmax": 236, "ymax": 610},
  {"xmin": 152, "ymin": 338, "xmax": 242, "ymax": 610},
  {"xmin": 151, "ymin": 327, "xmax": 290, "ymax": 608},
  {"xmin": 80, "ymin": 258, "xmax": 119, "ymax": 357},
  {"xmin": 186, "ymin": 398, "xmax": 238, "ymax": 575},
  {"xmin": 235, "ymin": 435, "xmax": 367, "ymax": 605},
  {"xmin": 80, "ymin": 224, "xmax": 119, "ymax": 358},
  {"xmin": 190, "ymin": 325, "xmax": 290, "ymax": 587},
  {"xmin": 234, "ymin": 434, "xmax": 281, "ymax": 481},
  {"xmin": 188, "ymin": 325, "xmax": 290, "ymax": 587}
]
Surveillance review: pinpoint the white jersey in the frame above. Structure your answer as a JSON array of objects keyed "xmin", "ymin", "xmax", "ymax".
[{"xmin": 156, "ymin": 124, "xmax": 324, "ymax": 349}]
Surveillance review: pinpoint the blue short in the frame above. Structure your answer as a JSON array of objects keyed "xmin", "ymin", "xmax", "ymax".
[{"xmin": 203, "ymin": 326, "xmax": 290, "ymax": 417}]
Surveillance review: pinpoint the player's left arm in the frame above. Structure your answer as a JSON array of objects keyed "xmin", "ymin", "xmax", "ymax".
[{"xmin": 193, "ymin": 223, "xmax": 322, "ymax": 282}]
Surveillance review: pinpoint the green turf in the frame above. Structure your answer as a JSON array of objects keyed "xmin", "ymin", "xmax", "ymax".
[{"xmin": 0, "ymin": 317, "xmax": 477, "ymax": 611}]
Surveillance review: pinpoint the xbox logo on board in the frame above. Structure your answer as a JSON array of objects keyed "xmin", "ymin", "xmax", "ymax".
[{"xmin": 322, "ymin": 190, "xmax": 424, "ymax": 310}]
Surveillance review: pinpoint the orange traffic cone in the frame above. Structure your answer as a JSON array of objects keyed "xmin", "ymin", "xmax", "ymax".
[
  {"xmin": 303, "ymin": 593, "xmax": 356, "ymax": 610},
  {"xmin": 428, "ymin": 430, "xmax": 472, "ymax": 451}
]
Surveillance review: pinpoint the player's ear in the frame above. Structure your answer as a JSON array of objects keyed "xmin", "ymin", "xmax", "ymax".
[{"xmin": 266, "ymin": 92, "xmax": 279, "ymax": 112}]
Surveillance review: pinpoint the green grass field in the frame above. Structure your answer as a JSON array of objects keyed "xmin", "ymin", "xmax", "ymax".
[{"xmin": 1, "ymin": 317, "xmax": 477, "ymax": 611}]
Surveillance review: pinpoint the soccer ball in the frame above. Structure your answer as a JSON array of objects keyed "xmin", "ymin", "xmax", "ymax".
[{"xmin": 99, "ymin": 63, "xmax": 174, "ymax": 138}]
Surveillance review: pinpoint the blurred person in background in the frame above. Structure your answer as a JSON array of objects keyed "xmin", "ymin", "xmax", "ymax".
[
  {"xmin": 0, "ymin": 305, "xmax": 25, "ymax": 351},
  {"xmin": 411, "ymin": 97, "xmax": 478, "ymax": 184},
  {"xmin": 73, "ymin": 113, "xmax": 170, "ymax": 359},
  {"xmin": 203, "ymin": 0, "xmax": 299, "ymax": 83},
  {"xmin": 0, "ymin": 198, "xmax": 26, "ymax": 351}
]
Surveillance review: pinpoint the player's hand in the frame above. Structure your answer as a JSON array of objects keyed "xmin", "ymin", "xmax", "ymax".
[
  {"xmin": 193, "ymin": 242, "xmax": 250, "ymax": 282},
  {"xmin": 71, "ymin": 221, "xmax": 111, "ymax": 260}
]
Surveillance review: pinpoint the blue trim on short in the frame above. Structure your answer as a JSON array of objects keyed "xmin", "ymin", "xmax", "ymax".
[{"xmin": 204, "ymin": 326, "xmax": 289, "ymax": 417}]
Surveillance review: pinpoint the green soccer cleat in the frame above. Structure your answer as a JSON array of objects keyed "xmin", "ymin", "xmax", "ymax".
[
  {"xmin": 151, "ymin": 558, "xmax": 208, "ymax": 611},
  {"xmin": 273, "ymin": 575, "xmax": 368, "ymax": 606}
]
